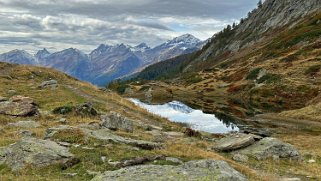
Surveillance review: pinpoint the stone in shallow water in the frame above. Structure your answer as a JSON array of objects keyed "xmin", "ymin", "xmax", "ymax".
[
  {"xmin": 91, "ymin": 159, "xmax": 248, "ymax": 181},
  {"xmin": 213, "ymin": 133, "xmax": 255, "ymax": 152},
  {"xmin": 238, "ymin": 137, "xmax": 300, "ymax": 160},
  {"xmin": 0, "ymin": 138, "xmax": 75, "ymax": 171}
]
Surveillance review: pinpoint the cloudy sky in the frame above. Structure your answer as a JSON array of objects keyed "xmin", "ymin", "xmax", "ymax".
[{"xmin": 0, "ymin": 0, "xmax": 258, "ymax": 54}]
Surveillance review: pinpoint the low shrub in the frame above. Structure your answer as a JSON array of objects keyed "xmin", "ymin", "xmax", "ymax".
[
  {"xmin": 257, "ymin": 73, "xmax": 281, "ymax": 84},
  {"xmin": 246, "ymin": 68, "xmax": 262, "ymax": 80},
  {"xmin": 305, "ymin": 64, "xmax": 321, "ymax": 76}
]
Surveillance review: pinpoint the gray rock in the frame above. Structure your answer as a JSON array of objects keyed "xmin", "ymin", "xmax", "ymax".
[
  {"xmin": 0, "ymin": 137, "xmax": 75, "ymax": 170},
  {"xmin": 238, "ymin": 137, "xmax": 300, "ymax": 160},
  {"xmin": 101, "ymin": 112, "xmax": 134, "ymax": 132},
  {"xmin": 239, "ymin": 127, "xmax": 272, "ymax": 138},
  {"xmin": 38, "ymin": 80, "xmax": 58, "ymax": 89},
  {"xmin": 232, "ymin": 154, "xmax": 249, "ymax": 163},
  {"xmin": 92, "ymin": 159, "xmax": 248, "ymax": 181},
  {"xmin": 78, "ymin": 122, "xmax": 101, "ymax": 130},
  {"xmin": 63, "ymin": 173, "xmax": 78, "ymax": 177},
  {"xmin": 8, "ymin": 120, "xmax": 40, "ymax": 128},
  {"xmin": 57, "ymin": 142, "xmax": 72, "ymax": 147},
  {"xmin": 165, "ymin": 157, "xmax": 183, "ymax": 164},
  {"xmin": 44, "ymin": 125, "xmax": 76, "ymax": 139},
  {"xmin": 85, "ymin": 129, "xmax": 161, "ymax": 150},
  {"xmin": 87, "ymin": 170, "xmax": 101, "ymax": 176},
  {"xmin": 0, "ymin": 96, "xmax": 38, "ymax": 116},
  {"xmin": 58, "ymin": 118, "xmax": 68, "ymax": 124},
  {"xmin": 213, "ymin": 133, "xmax": 255, "ymax": 152},
  {"xmin": 19, "ymin": 130, "xmax": 35, "ymax": 137}
]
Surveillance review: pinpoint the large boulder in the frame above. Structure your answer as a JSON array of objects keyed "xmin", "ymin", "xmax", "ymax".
[
  {"xmin": 101, "ymin": 112, "xmax": 134, "ymax": 132},
  {"xmin": 213, "ymin": 133, "xmax": 255, "ymax": 152},
  {"xmin": 0, "ymin": 138, "xmax": 75, "ymax": 171},
  {"xmin": 7, "ymin": 120, "xmax": 40, "ymax": 128},
  {"xmin": 92, "ymin": 159, "xmax": 248, "ymax": 181},
  {"xmin": 38, "ymin": 80, "xmax": 58, "ymax": 89},
  {"xmin": 85, "ymin": 129, "xmax": 161, "ymax": 150},
  {"xmin": 0, "ymin": 96, "xmax": 38, "ymax": 116},
  {"xmin": 237, "ymin": 137, "xmax": 300, "ymax": 160}
]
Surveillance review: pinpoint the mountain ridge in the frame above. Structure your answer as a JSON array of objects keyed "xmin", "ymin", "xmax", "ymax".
[{"xmin": 0, "ymin": 34, "xmax": 205, "ymax": 86}]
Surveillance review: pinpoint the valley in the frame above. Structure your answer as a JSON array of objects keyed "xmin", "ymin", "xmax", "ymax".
[{"xmin": 0, "ymin": 0, "xmax": 321, "ymax": 180}]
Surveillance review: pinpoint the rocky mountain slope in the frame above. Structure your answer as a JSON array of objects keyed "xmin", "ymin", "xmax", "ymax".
[
  {"xmin": 0, "ymin": 34, "xmax": 204, "ymax": 86},
  {"xmin": 123, "ymin": 0, "xmax": 321, "ymax": 119}
]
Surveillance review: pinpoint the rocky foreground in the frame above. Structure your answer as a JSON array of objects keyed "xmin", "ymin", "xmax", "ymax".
[
  {"xmin": 0, "ymin": 94, "xmax": 301, "ymax": 180},
  {"xmin": 0, "ymin": 63, "xmax": 319, "ymax": 180}
]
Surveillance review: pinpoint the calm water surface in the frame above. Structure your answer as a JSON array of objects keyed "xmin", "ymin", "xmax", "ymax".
[{"xmin": 129, "ymin": 99, "xmax": 239, "ymax": 134}]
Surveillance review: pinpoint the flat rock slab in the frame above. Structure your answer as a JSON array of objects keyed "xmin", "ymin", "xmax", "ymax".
[
  {"xmin": 85, "ymin": 129, "xmax": 161, "ymax": 150},
  {"xmin": 213, "ymin": 133, "xmax": 255, "ymax": 152},
  {"xmin": 8, "ymin": 120, "xmax": 40, "ymax": 128},
  {"xmin": 38, "ymin": 80, "xmax": 58, "ymax": 89},
  {"xmin": 45, "ymin": 125, "xmax": 76, "ymax": 139},
  {"xmin": 237, "ymin": 137, "xmax": 300, "ymax": 160},
  {"xmin": 0, "ymin": 138, "xmax": 75, "ymax": 171},
  {"xmin": 92, "ymin": 159, "xmax": 248, "ymax": 181},
  {"xmin": 0, "ymin": 96, "xmax": 38, "ymax": 116}
]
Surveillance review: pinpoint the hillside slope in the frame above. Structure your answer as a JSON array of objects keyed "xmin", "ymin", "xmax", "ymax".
[
  {"xmin": 0, "ymin": 62, "xmax": 264, "ymax": 180},
  {"xmin": 123, "ymin": 0, "xmax": 321, "ymax": 120}
]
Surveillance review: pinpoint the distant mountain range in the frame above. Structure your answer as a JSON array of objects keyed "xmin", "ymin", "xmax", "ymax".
[{"xmin": 0, "ymin": 34, "xmax": 206, "ymax": 85}]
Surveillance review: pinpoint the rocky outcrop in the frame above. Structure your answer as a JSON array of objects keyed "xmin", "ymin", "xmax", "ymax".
[
  {"xmin": 213, "ymin": 133, "xmax": 255, "ymax": 152},
  {"xmin": 237, "ymin": 137, "xmax": 300, "ymax": 160},
  {"xmin": 239, "ymin": 127, "xmax": 272, "ymax": 138},
  {"xmin": 75, "ymin": 103, "xmax": 98, "ymax": 117},
  {"xmin": 115, "ymin": 155, "xmax": 165, "ymax": 168},
  {"xmin": 92, "ymin": 159, "xmax": 248, "ymax": 181},
  {"xmin": 101, "ymin": 112, "xmax": 134, "ymax": 132},
  {"xmin": 7, "ymin": 120, "xmax": 40, "ymax": 128},
  {"xmin": 52, "ymin": 103, "xmax": 98, "ymax": 116},
  {"xmin": 44, "ymin": 125, "xmax": 76, "ymax": 139},
  {"xmin": 0, "ymin": 138, "xmax": 75, "ymax": 171},
  {"xmin": 0, "ymin": 96, "xmax": 38, "ymax": 116},
  {"xmin": 38, "ymin": 80, "xmax": 58, "ymax": 89},
  {"xmin": 85, "ymin": 129, "xmax": 161, "ymax": 150}
]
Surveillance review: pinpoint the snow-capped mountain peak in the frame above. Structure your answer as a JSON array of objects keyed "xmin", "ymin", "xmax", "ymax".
[
  {"xmin": 166, "ymin": 34, "xmax": 201, "ymax": 47},
  {"xmin": 131, "ymin": 43, "xmax": 151, "ymax": 52}
]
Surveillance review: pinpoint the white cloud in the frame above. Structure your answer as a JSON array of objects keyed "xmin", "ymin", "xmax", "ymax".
[{"xmin": 0, "ymin": 0, "xmax": 258, "ymax": 53}]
